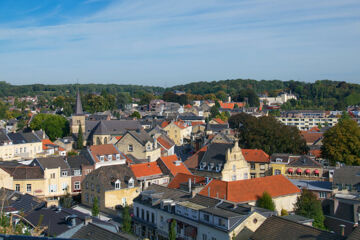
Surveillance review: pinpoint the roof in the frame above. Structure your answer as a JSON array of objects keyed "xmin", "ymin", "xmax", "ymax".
[
  {"xmin": 125, "ymin": 129, "xmax": 153, "ymax": 146},
  {"xmin": 7, "ymin": 132, "xmax": 41, "ymax": 144},
  {"xmin": 191, "ymin": 121, "xmax": 205, "ymax": 127},
  {"xmin": 184, "ymin": 145, "xmax": 208, "ymax": 169},
  {"xmin": 333, "ymin": 166, "xmax": 360, "ymax": 186},
  {"xmin": 290, "ymin": 179, "xmax": 332, "ymax": 192},
  {"xmin": 1, "ymin": 165, "xmax": 44, "ymax": 179},
  {"xmin": 301, "ymin": 132, "xmax": 323, "ymax": 144},
  {"xmin": 212, "ymin": 118, "xmax": 225, "ymax": 124},
  {"xmin": 218, "ymin": 101, "xmax": 245, "ymax": 109},
  {"xmin": 42, "ymin": 139, "xmax": 57, "ymax": 150},
  {"xmin": 93, "ymin": 121, "xmax": 110, "ymax": 135},
  {"xmin": 159, "ymin": 155, "xmax": 192, "ymax": 176},
  {"xmin": 130, "ymin": 162, "xmax": 163, "ymax": 179},
  {"xmin": 199, "ymin": 175, "xmax": 300, "ymax": 203},
  {"xmin": 160, "ymin": 121, "xmax": 169, "ymax": 128},
  {"xmin": 84, "ymin": 120, "xmax": 142, "ymax": 138},
  {"xmin": 84, "ymin": 164, "xmax": 139, "ymax": 191},
  {"xmin": 0, "ymin": 188, "xmax": 45, "ymax": 214},
  {"xmin": 199, "ymin": 142, "xmax": 233, "ymax": 166},
  {"xmin": 168, "ymin": 173, "xmax": 206, "ymax": 189},
  {"xmin": 280, "ymin": 214, "xmax": 314, "ymax": 224},
  {"xmin": 250, "ymin": 216, "xmax": 343, "ymax": 240},
  {"xmin": 348, "ymin": 227, "xmax": 360, "ymax": 240},
  {"xmin": 66, "ymin": 155, "xmax": 93, "ymax": 169},
  {"xmin": 172, "ymin": 121, "xmax": 188, "ymax": 129},
  {"xmin": 33, "ymin": 156, "xmax": 69, "ymax": 170},
  {"xmin": 206, "ymin": 123, "xmax": 229, "ymax": 132},
  {"xmin": 288, "ymin": 155, "xmax": 321, "ymax": 167},
  {"xmin": 242, "ymin": 149, "xmax": 270, "ymax": 163},
  {"xmin": 157, "ymin": 135, "xmax": 174, "ymax": 150},
  {"xmin": 88, "ymin": 144, "xmax": 123, "ymax": 163},
  {"xmin": 75, "ymin": 90, "xmax": 84, "ymax": 115},
  {"xmin": 71, "ymin": 223, "xmax": 131, "ymax": 240}
]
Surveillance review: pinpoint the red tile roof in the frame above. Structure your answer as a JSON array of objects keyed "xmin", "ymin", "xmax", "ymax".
[
  {"xmin": 184, "ymin": 104, "xmax": 192, "ymax": 109},
  {"xmin": 241, "ymin": 149, "xmax": 270, "ymax": 163},
  {"xmin": 157, "ymin": 136, "xmax": 174, "ymax": 150},
  {"xmin": 161, "ymin": 121, "xmax": 169, "ymax": 128},
  {"xmin": 115, "ymin": 136, "xmax": 122, "ymax": 140},
  {"xmin": 301, "ymin": 132, "xmax": 323, "ymax": 144},
  {"xmin": 191, "ymin": 121, "xmax": 205, "ymax": 126},
  {"xmin": 173, "ymin": 121, "xmax": 188, "ymax": 129},
  {"xmin": 218, "ymin": 101, "xmax": 246, "ymax": 109},
  {"xmin": 168, "ymin": 173, "xmax": 206, "ymax": 189},
  {"xmin": 199, "ymin": 175, "xmax": 300, "ymax": 203},
  {"xmin": 213, "ymin": 118, "xmax": 225, "ymax": 124},
  {"xmin": 42, "ymin": 139, "xmax": 57, "ymax": 150},
  {"xmin": 159, "ymin": 155, "xmax": 192, "ymax": 176},
  {"xmin": 88, "ymin": 144, "xmax": 122, "ymax": 163},
  {"xmin": 184, "ymin": 146, "xmax": 207, "ymax": 169},
  {"xmin": 130, "ymin": 162, "xmax": 163, "ymax": 178},
  {"xmin": 310, "ymin": 149, "xmax": 322, "ymax": 158}
]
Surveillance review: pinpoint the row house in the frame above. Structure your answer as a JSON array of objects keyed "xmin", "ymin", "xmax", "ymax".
[
  {"xmin": 162, "ymin": 120, "xmax": 192, "ymax": 146},
  {"xmin": 133, "ymin": 184, "xmax": 274, "ymax": 240},
  {"xmin": 86, "ymin": 144, "xmax": 128, "ymax": 169},
  {"xmin": 130, "ymin": 161, "xmax": 170, "ymax": 190}
]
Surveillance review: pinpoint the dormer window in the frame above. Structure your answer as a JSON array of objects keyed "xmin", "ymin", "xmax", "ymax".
[
  {"xmin": 200, "ymin": 162, "xmax": 206, "ymax": 170},
  {"xmin": 276, "ymin": 158, "xmax": 282, "ymax": 163},
  {"xmin": 128, "ymin": 178, "xmax": 134, "ymax": 188},
  {"xmin": 116, "ymin": 154, "xmax": 120, "ymax": 160},
  {"xmin": 99, "ymin": 155, "xmax": 104, "ymax": 162},
  {"xmin": 62, "ymin": 171, "xmax": 68, "ymax": 177},
  {"xmin": 108, "ymin": 155, "xmax": 112, "ymax": 161},
  {"xmin": 128, "ymin": 145, "xmax": 133, "ymax": 152},
  {"xmin": 146, "ymin": 144, "xmax": 152, "ymax": 151},
  {"xmin": 115, "ymin": 180, "xmax": 121, "ymax": 190}
]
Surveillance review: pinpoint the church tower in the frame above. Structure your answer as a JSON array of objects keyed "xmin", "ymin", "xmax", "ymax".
[{"xmin": 71, "ymin": 90, "xmax": 86, "ymax": 135}]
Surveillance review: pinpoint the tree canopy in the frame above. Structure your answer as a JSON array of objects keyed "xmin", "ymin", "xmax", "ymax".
[
  {"xmin": 30, "ymin": 113, "xmax": 69, "ymax": 141},
  {"xmin": 256, "ymin": 192, "xmax": 276, "ymax": 211},
  {"xmin": 229, "ymin": 113, "xmax": 308, "ymax": 155},
  {"xmin": 294, "ymin": 189, "xmax": 325, "ymax": 229},
  {"xmin": 321, "ymin": 118, "xmax": 360, "ymax": 165}
]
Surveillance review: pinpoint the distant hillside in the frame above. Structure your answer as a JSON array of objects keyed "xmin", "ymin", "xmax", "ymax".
[{"xmin": 1, "ymin": 78, "xmax": 360, "ymax": 110}]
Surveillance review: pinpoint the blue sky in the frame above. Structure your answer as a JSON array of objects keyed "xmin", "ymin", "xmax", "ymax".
[{"xmin": 0, "ymin": 0, "xmax": 359, "ymax": 85}]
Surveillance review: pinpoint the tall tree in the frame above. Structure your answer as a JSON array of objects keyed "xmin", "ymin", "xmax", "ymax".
[
  {"xmin": 321, "ymin": 119, "xmax": 360, "ymax": 165},
  {"xmin": 256, "ymin": 192, "xmax": 276, "ymax": 211},
  {"xmin": 92, "ymin": 197, "xmax": 99, "ymax": 217},
  {"xmin": 169, "ymin": 219, "xmax": 176, "ymax": 240},
  {"xmin": 122, "ymin": 205, "xmax": 132, "ymax": 233},
  {"xmin": 294, "ymin": 189, "xmax": 325, "ymax": 229},
  {"xmin": 30, "ymin": 114, "xmax": 70, "ymax": 141},
  {"xmin": 77, "ymin": 123, "xmax": 84, "ymax": 149}
]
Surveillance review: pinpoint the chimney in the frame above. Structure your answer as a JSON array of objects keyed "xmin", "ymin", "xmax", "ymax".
[
  {"xmin": 188, "ymin": 178, "xmax": 192, "ymax": 193},
  {"xmin": 334, "ymin": 198, "xmax": 339, "ymax": 214},
  {"xmin": 339, "ymin": 224, "xmax": 345, "ymax": 236},
  {"xmin": 71, "ymin": 217, "xmax": 76, "ymax": 227},
  {"xmin": 208, "ymin": 187, "xmax": 211, "ymax": 197},
  {"xmin": 84, "ymin": 216, "xmax": 92, "ymax": 226},
  {"xmin": 153, "ymin": 136, "xmax": 158, "ymax": 149}
]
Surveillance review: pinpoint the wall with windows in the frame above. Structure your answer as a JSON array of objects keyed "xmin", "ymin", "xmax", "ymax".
[
  {"xmin": 104, "ymin": 187, "xmax": 139, "ymax": 209},
  {"xmin": 13, "ymin": 179, "xmax": 45, "ymax": 198},
  {"xmin": 43, "ymin": 167, "xmax": 72, "ymax": 199},
  {"xmin": 0, "ymin": 142, "xmax": 42, "ymax": 161}
]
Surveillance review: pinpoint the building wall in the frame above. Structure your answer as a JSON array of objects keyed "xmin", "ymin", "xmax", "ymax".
[
  {"xmin": 249, "ymin": 162, "xmax": 271, "ymax": 178},
  {"xmin": 164, "ymin": 123, "xmax": 191, "ymax": 146},
  {"xmin": 277, "ymin": 117, "xmax": 338, "ymax": 131},
  {"xmin": 92, "ymin": 134, "xmax": 111, "ymax": 145},
  {"xmin": 247, "ymin": 193, "xmax": 299, "ymax": 214},
  {"xmin": 104, "ymin": 187, "xmax": 140, "ymax": 209},
  {"xmin": 43, "ymin": 168, "xmax": 72, "ymax": 199},
  {"xmin": 0, "ymin": 142, "xmax": 42, "ymax": 161},
  {"xmin": 0, "ymin": 169, "xmax": 13, "ymax": 189},
  {"xmin": 70, "ymin": 165, "xmax": 94, "ymax": 195},
  {"xmin": 71, "ymin": 115, "xmax": 85, "ymax": 135},
  {"xmin": 221, "ymin": 144, "xmax": 250, "ymax": 181},
  {"xmin": 13, "ymin": 179, "xmax": 45, "ymax": 198}
]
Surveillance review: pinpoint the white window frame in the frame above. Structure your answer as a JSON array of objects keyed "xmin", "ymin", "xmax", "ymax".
[
  {"xmin": 74, "ymin": 181, "xmax": 81, "ymax": 190},
  {"xmin": 128, "ymin": 145, "xmax": 133, "ymax": 152},
  {"xmin": 115, "ymin": 179, "xmax": 121, "ymax": 190},
  {"xmin": 74, "ymin": 169, "xmax": 81, "ymax": 176},
  {"xmin": 99, "ymin": 155, "xmax": 104, "ymax": 162},
  {"xmin": 62, "ymin": 171, "xmax": 68, "ymax": 177},
  {"xmin": 26, "ymin": 184, "xmax": 31, "ymax": 192}
]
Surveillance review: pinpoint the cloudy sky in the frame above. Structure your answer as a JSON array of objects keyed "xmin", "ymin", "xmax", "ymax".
[{"xmin": 0, "ymin": 0, "xmax": 359, "ymax": 85}]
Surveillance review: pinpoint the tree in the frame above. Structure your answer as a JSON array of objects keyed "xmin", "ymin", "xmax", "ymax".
[
  {"xmin": 60, "ymin": 190, "xmax": 72, "ymax": 208},
  {"xmin": 281, "ymin": 209, "xmax": 288, "ymax": 216},
  {"xmin": 321, "ymin": 119, "xmax": 360, "ymax": 165},
  {"xmin": 169, "ymin": 219, "xmax": 176, "ymax": 240},
  {"xmin": 77, "ymin": 123, "xmax": 84, "ymax": 149},
  {"xmin": 122, "ymin": 205, "xmax": 132, "ymax": 233},
  {"xmin": 294, "ymin": 189, "xmax": 325, "ymax": 229},
  {"xmin": 256, "ymin": 191, "xmax": 275, "ymax": 211},
  {"xmin": 129, "ymin": 111, "xmax": 141, "ymax": 119},
  {"xmin": 233, "ymin": 89, "xmax": 260, "ymax": 107},
  {"xmin": 229, "ymin": 113, "xmax": 308, "ymax": 155},
  {"xmin": 30, "ymin": 114, "xmax": 70, "ymax": 141},
  {"xmin": 92, "ymin": 196, "xmax": 99, "ymax": 217}
]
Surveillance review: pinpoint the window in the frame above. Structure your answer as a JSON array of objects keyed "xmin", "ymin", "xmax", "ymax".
[
  {"xmin": 97, "ymin": 185, "xmax": 100, "ymax": 193},
  {"xmin": 151, "ymin": 213, "xmax": 155, "ymax": 223},
  {"xmin": 49, "ymin": 184, "xmax": 57, "ymax": 193},
  {"xmin": 50, "ymin": 173, "xmax": 55, "ymax": 179},
  {"xmin": 141, "ymin": 209, "xmax": 144, "ymax": 219},
  {"xmin": 218, "ymin": 218, "xmax": 226, "ymax": 227},
  {"xmin": 250, "ymin": 163, "xmax": 255, "ymax": 170},
  {"xmin": 85, "ymin": 182, "xmax": 89, "ymax": 189},
  {"xmin": 260, "ymin": 173, "xmax": 265, "ymax": 177},
  {"xmin": 136, "ymin": 207, "xmax": 139, "ymax": 217},
  {"xmin": 122, "ymin": 197, "xmax": 126, "ymax": 206},
  {"xmin": 74, "ymin": 181, "xmax": 80, "ymax": 190},
  {"xmin": 243, "ymin": 173, "xmax": 248, "ymax": 179},
  {"xmin": 203, "ymin": 214, "xmax": 210, "ymax": 222},
  {"xmin": 62, "ymin": 183, "xmax": 68, "ymax": 191},
  {"xmin": 85, "ymin": 193, "xmax": 89, "ymax": 202},
  {"xmin": 115, "ymin": 180, "xmax": 121, "ymax": 190},
  {"xmin": 146, "ymin": 211, "xmax": 149, "ymax": 221},
  {"xmin": 232, "ymin": 175, "xmax": 236, "ymax": 181},
  {"xmin": 91, "ymin": 183, "xmax": 94, "ymax": 191},
  {"xmin": 62, "ymin": 171, "xmax": 67, "ymax": 177},
  {"xmin": 260, "ymin": 164, "xmax": 265, "ymax": 170},
  {"xmin": 146, "ymin": 144, "xmax": 151, "ymax": 151},
  {"xmin": 108, "ymin": 155, "xmax": 112, "ymax": 161},
  {"xmin": 274, "ymin": 169, "xmax": 281, "ymax": 175},
  {"xmin": 160, "ymin": 215, "xmax": 164, "ymax": 223},
  {"xmin": 232, "ymin": 165, "xmax": 236, "ymax": 172},
  {"xmin": 128, "ymin": 178, "xmax": 134, "ymax": 188},
  {"xmin": 202, "ymin": 234, "xmax": 207, "ymax": 240},
  {"xmin": 250, "ymin": 173, "xmax": 256, "ymax": 179},
  {"xmin": 15, "ymin": 184, "xmax": 20, "ymax": 192},
  {"xmin": 116, "ymin": 154, "xmax": 120, "ymax": 160},
  {"xmin": 319, "ymin": 192, "xmax": 327, "ymax": 199},
  {"xmin": 26, "ymin": 184, "xmax": 31, "ymax": 192},
  {"xmin": 99, "ymin": 155, "xmax": 104, "ymax": 162},
  {"xmin": 74, "ymin": 169, "xmax": 81, "ymax": 176},
  {"xmin": 128, "ymin": 145, "xmax": 133, "ymax": 152}
]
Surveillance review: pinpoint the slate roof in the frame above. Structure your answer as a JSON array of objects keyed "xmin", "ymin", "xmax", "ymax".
[
  {"xmin": 126, "ymin": 129, "xmax": 153, "ymax": 146},
  {"xmin": 84, "ymin": 120, "xmax": 142, "ymax": 139},
  {"xmin": 333, "ymin": 166, "xmax": 360, "ymax": 186},
  {"xmin": 347, "ymin": 227, "xmax": 360, "ymax": 240},
  {"xmin": 199, "ymin": 143, "xmax": 233, "ymax": 166},
  {"xmin": 71, "ymin": 222, "xmax": 130, "ymax": 240},
  {"xmin": 199, "ymin": 175, "xmax": 300, "ymax": 203},
  {"xmin": 250, "ymin": 216, "xmax": 343, "ymax": 240},
  {"xmin": 290, "ymin": 179, "xmax": 332, "ymax": 192},
  {"xmin": 66, "ymin": 155, "xmax": 93, "ymax": 169},
  {"xmin": 1, "ymin": 165, "xmax": 44, "ymax": 179},
  {"xmin": 33, "ymin": 156, "xmax": 69, "ymax": 170},
  {"xmin": 7, "ymin": 132, "xmax": 41, "ymax": 144},
  {"xmin": 0, "ymin": 129, "xmax": 11, "ymax": 145},
  {"xmin": 0, "ymin": 188, "xmax": 45, "ymax": 214},
  {"xmin": 83, "ymin": 164, "xmax": 139, "ymax": 191},
  {"xmin": 93, "ymin": 121, "xmax": 110, "ymax": 135},
  {"xmin": 288, "ymin": 155, "xmax": 321, "ymax": 167},
  {"xmin": 206, "ymin": 124, "xmax": 229, "ymax": 132},
  {"xmin": 75, "ymin": 90, "xmax": 84, "ymax": 115}
]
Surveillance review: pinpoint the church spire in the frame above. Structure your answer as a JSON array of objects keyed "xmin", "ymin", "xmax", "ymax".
[{"xmin": 75, "ymin": 90, "xmax": 84, "ymax": 115}]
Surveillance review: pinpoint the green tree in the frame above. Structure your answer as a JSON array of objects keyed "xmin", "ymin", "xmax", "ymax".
[
  {"xmin": 122, "ymin": 205, "xmax": 132, "ymax": 233},
  {"xmin": 92, "ymin": 196, "xmax": 99, "ymax": 217},
  {"xmin": 30, "ymin": 114, "xmax": 70, "ymax": 141},
  {"xmin": 256, "ymin": 191, "xmax": 275, "ymax": 211},
  {"xmin": 129, "ymin": 111, "xmax": 141, "ymax": 119},
  {"xmin": 229, "ymin": 113, "xmax": 308, "ymax": 155},
  {"xmin": 77, "ymin": 124, "xmax": 84, "ymax": 149},
  {"xmin": 281, "ymin": 209, "xmax": 288, "ymax": 216},
  {"xmin": 210, "ymin": 106, "xmax": 220, "ymax": 119},
  {"xmin": 169, "ymin": 219, "xmax": 176, "ymax": 240},
  {"xmin": 321, "ymin": 119, "xmax": 360, "ymax": 165},
  {"xmin": 294, "ymin": 189, "xmax": 325, "ymax": 229},
  {"xmin": 60, "ymin": 190, "xmax": 72, "ymax": 208}
]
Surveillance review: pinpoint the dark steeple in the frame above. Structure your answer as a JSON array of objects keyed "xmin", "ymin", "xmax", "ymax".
[{"xmin": 75, "ymin": 90, "xmax": 84, "ymax": 115}]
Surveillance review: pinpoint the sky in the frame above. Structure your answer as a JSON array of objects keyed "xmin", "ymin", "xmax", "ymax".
[{"xmin": 0, "ymin": 0, "xmax": 359, "ymax": 86}]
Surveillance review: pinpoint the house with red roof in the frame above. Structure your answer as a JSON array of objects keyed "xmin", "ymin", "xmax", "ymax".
[
  {"xmin": 218, "ymin": 101, "xmax": 246, "ymax": 110},
  {"xmin": 86, "ymin": 144, "xmax": 128, "ymax": 169},
  {"xmin": 199, "ymin": 175, "xmax": 300, "ymax": 213},
  {"xmin": 162, "ymin": 120, "xmax": 192, "ymax": 146},
  {"xmin": 156, "ymin": 135, "xmax": 175, "ymax": 156},
  {"xmin": 42, "ymin": 139, "xmax": 66, "ymax": 157},
  {"xmin": 242, "ymin": 149, "xmax": 270, "ymax": 178},
  {"xmin": 157, "ymin": 155, "xmax": 192, "ymax": 178},
  {"xmin": 209, "ymin": 118, "xmax": 226, "ymax": 125},
  {"xmin": 168, "ymin": 173, "xmax": 206, "ymax": 195},
  {"xmin": 130, "ymin": 162, "xmax": 170, "ymax": 189}
]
